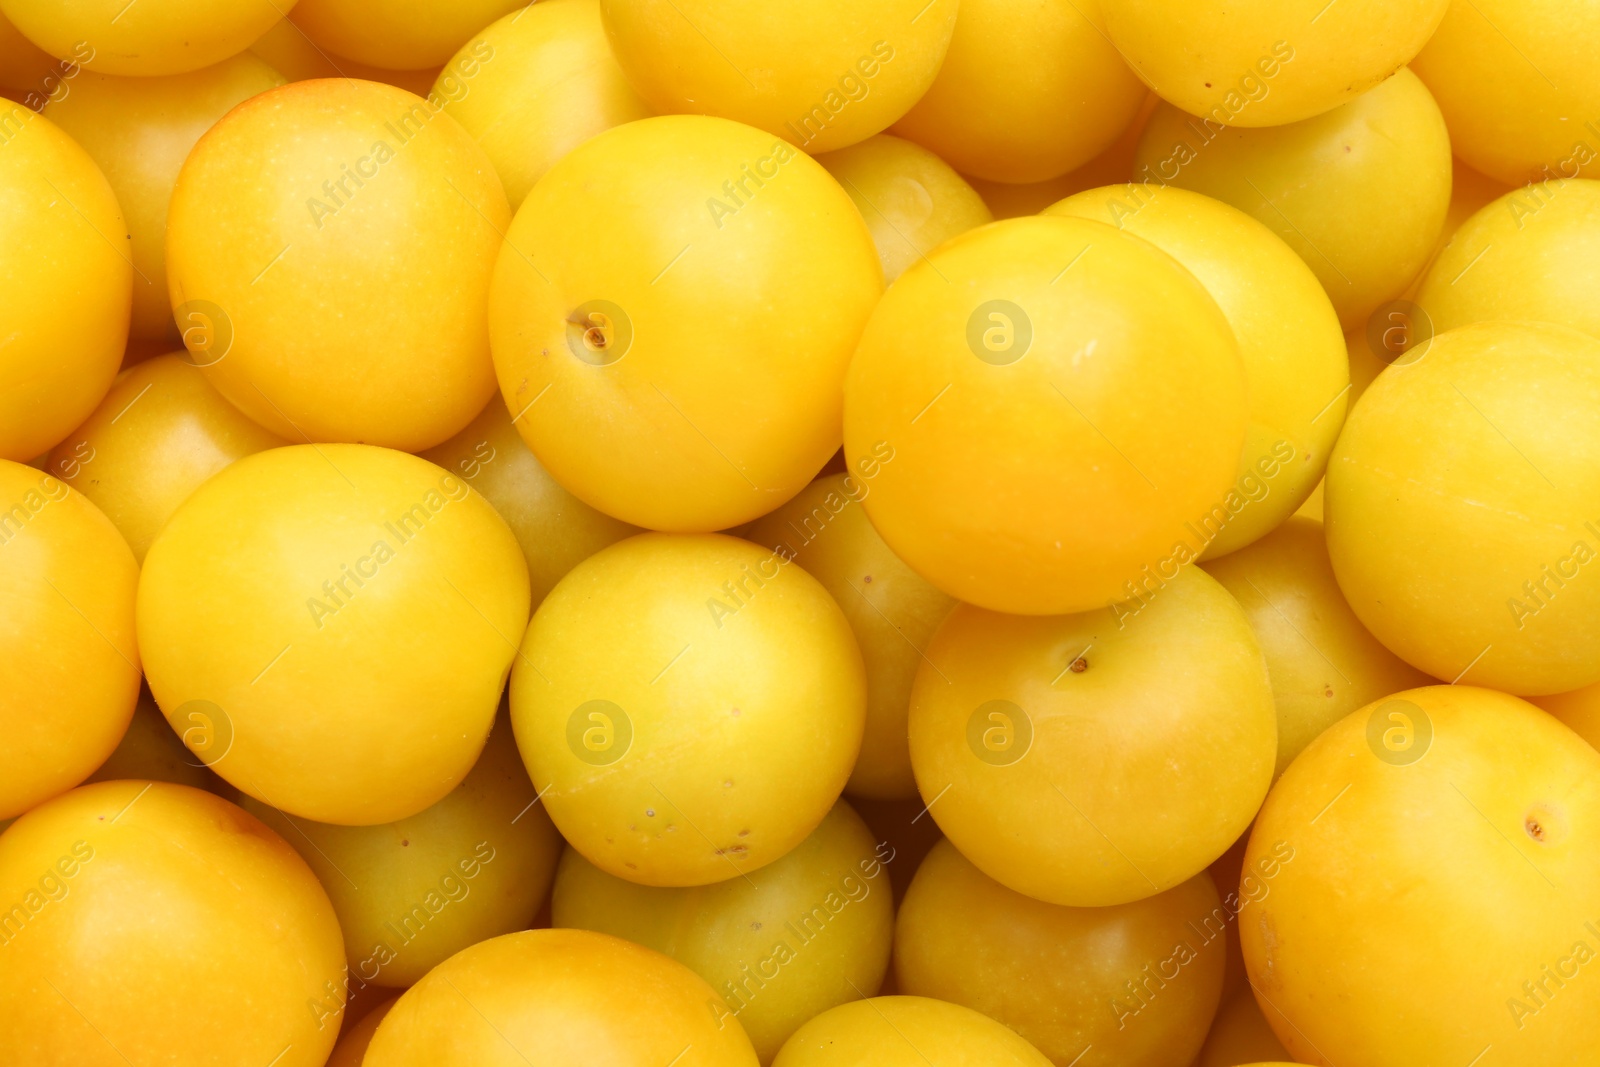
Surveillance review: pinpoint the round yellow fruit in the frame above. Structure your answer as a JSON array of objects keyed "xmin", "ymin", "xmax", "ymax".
[
  {"xmin": 814, "ymin": 134, "xmax": 992, "ymax": 284},
  {"xmin": 890, "ymin": 0, "xmax": 1145, "ymax": 183},
  {"xmin": 436, "ymin": 0, "xmax": 652, "ymax": 211},
  {"xmin": 1192, "ymin": 990, "xmax": 1291, "ymax": 1067},
  {"xmin": 1103, "ymin": 0, "xmax": 1448, "ymax": 127},
  {"xmin": 289, "ymin": 0, "xmax": 522, "ymax": 70},
  {"xmin": 489, "ymin": 115, "xmax": 881, "ymax": 532},
  {"xmin": 1411, "ymin": 0, "xmax": 1600, "ymax": 186},
  {"xmin": 0, "ymin": 460, "xmax": 140, "ymax": 820},
  {"xmin": 0, "ymin": 781, "xmax": 345, "ymax": 1066},
  {"xmin": 745, "ymin": 473, "xmax": 955, "ymax": 800},
  {"xmin": 365, "ymin": 928, "xmax": 759, "ymax": 1066},
  {"xmin": 843, "ymin": 214, "xmax": 1247, "ymax": 616},
  {"xmin": 138, "ymin": 444, "xmax": 530, "ymax": 825},
  {"xmin": 85, "ymin": 690, "xmax": 225, "ymax": 794},
  {"xmin": 553, "ymin": 800, "xmax": 894, "ymax": 1060},
  {"xmin": 773, "ymin": 995, "xmax": 1053, "ymax": 1067},
  {"xmin": 1134, "ymin": 68, "xmax": 1451, "ymax": 331},
  {"xmin": 599, "ymin": 0, "xmax": 957, "ymax": 154},
  {"xmin": 0, "ymin": 104, "xmax": 130, "ymax": 462},
  {"xmin": 44, "ymin": 353, "xmax": 288, "ymax": 562},
  {"xmin": 1243, "ymin": 685, "xmax": 1600, "ymax": 1065},
  {"xmin": 511, "ymin": 533, "xmax": 865, "ymax": 886},
  {"xmin": 420, "ymin": 397, "xmax": 640, "ymax": 607},
  {"xmin": 166, "ymin": 78, "xmax": 508, "ymax": 452},
  {"xmin": 1417, "ymin": 179, "xmax": 1600, "ymax": 342},
  {"xmin": 908, "ymin": 565, "xmax": 1276, "ymax": 907},
  {"xmin": 1202, "ymin": 516, "xmax": 1432, "ymax": 777},
  {"xmin": 1327, "ymin": 321, "xmax": 1600, "ymax": 694},
  {"xmin": 1046, "ymin": 184, "xmax": 1346, "ymax": 556},
  {"xmin": 248, "ymin": 18, "xmax": 440, "ymax": 95},
  {"xmin": 0, "ymin": 0, "xmax": 287, "ymax": 75},
  {"xmin": 895, "ymin": 839, "xmax": 1227, "ymax": 1067}
]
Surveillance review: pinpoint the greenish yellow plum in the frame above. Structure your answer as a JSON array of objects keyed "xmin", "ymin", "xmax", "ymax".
[
  {"xmin": 1193, "ymin": 991, "xmax": 1291, "ymax": 1067},
  {"xmin": 44, "ymin": 354, "xmax": 288, "ymax": 562},
  {"xmin": 599, "ymin": 0, "xmax": 957, "ymax": 153},
  {"xmin": 1411, "ymin": 0, "xmax": 1600, "ymax": 186},
  {"xmin": 1202, "ymin": 517, "xmax": 1432, "ymax": 777},
  {"xmin": 553, "ymin": 800, "xmax": 894, "ymax": 1061},
  {"xmin": 365, "ymin": 928, "xmax": 759, "ymax": 1066},
  {"xmin": 907, "ymin": 566, "xmax": 1276, "ymax": 907},
  {"xmin": 1532, "ymin": 683, "xmax": 1600, "ymax": 753},
  {"xmin": 0, "ymin": 104, "xmax": 130, "ymax": 462},
  {"xmin": 895, "ymin": 839, "xmax": 1227, "ymax": 1067},
  {"xmin": 85, "ymin": 689, "xmax": 225, "ymax": 794},
  {"xmin": 891, "ymin": 0, "xmax": 1145, "ymax": 183},
  {"xmin": 0, "ymin": 460, "xmax": 140, "ymax": 820},
  {"xmin": 420, "ymin": 397, "xmax": 640, "ymax": 606},
  {"xmin": 815, "ymin": 134, "xmax": 992, "ymax": 284},
  {"xmin": 1242, "ymin": 685, "xmax": 1600, "ymax": 1065},
  {"xmin": 843, "ymin": 214, "xmax": 1247, "ymax": 615},
  {"xmin": 137, "ymin": 444, "xmax": 530, "ymax": 825},
  {"xmin": 327, "ymin": 997, "xmax": 397, "ymax": 1067},
  {"xmin": 1102, "ymin": 0, "xmax": 1447, "ymax": 127},
  {"xmin": 248, "ymin": 18, "xmax": 441, "ymax": 95},
  {"xmin": 1134, "ymin": 69, "xmax": 1451, "ymax": 331},
  {"xmin": 1047, "ymin": 184, "xmax": 1346, "ymax": 557},
  {"xmin": 1417, "ymin": 179, "xmax": 1600, "ymax": 343},
  {"xmin": 289, "ymin": 0, "xmax": 522, "ymax": 70},
  {"xmin": 1327, "ymin": 321, "xmax": 1600, "ymax": 694},
  {"xmin": 166, "ymin": 78, "xmax": 508, "ymax": 452},
  {"xmin": 44, "ymin": 56, "xmax": 285, "ymax": 344},
  {"xmin": 489, "ymin": 115, "xmax": 882, "ymax": 531},
  {"xmin": 510, "ymin": 533, "xmax": 865, "ymax": 886},
  {"xmin": 0, "ymin": 0, "xmax": 287, "ymax": 75},
  {"xmin": 435, "ymin": 0, "xmax": 652, "ymax": 210},
  {"xmin": 0, "ymin": 781, "xmax": 345, "ymax": 1066},
  {"xmin": 772, "ymin": 996, "xmax": 1053, "ymax": 1067},
  {"xmin": 745, "ymin": 474, "xmax": 956, "ymax": 800},
  {"xmin": 242, "ymin": 713, "xmax": 562, "ymax": 989}
]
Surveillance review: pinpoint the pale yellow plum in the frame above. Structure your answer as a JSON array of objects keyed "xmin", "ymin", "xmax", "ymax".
[
  {"xmin": 772, "ymin": 996, "xmax": 1053, "ymax": 1067},
  {"xmin": 138, "ymin": 444, "xmax": 530, "ymax": 825},
  {"xmin": 248, "ymin": 18, "xmax": 440, "ymax": 95},
  {"xmin": 289, "ymin": 0, "xmax": 523, "ymax": 70},
  {"xmin": 1202, "ymin": 517, "xmax": 1432, "ymax": 777},
  {"xmin": 511, "ymin": 533, "xmax": 865, "ymax": 887},
  {"xmin": 600, "ymin": 0, "xmax": 957, "ymax": 154},
  {"xmin": 815, "ymin": 134, "xmax": 992, "ymax": 283},
  {"xmin": 435, "ymin": 0, "xmax": 652, "ymax": 210},
  {"xmin": 1192, "ymin": 991, "xmax": 1291, "ymax": 1067},
  {"xmin": 1047, "ymin": 184, "xmax": 1346, "ymax": 557},
  {"xmin": 85, "ymin": 689, "xmax": 225, "ymax": 794},
  {"xmin": 0, "ymin": 781, "xmax": 345, "ymax": 1066},
  {"xmin": 166, "ymin": 78, "xmax": 508, "ymax": 452},
  {"xmin": 843, "ymin": 214, "xmax": 1246, "ymax": 615},
  {"xmin": 0, "ymin": 0, "xmax": 286, "ymax": 75},
  {"xmin": 0, "ymin": 460, "xmax": 140, "ymax": 819},
  {"xmin": 895, "ymin": 839, "xmax": 1227, "ymax": 1067},
  {"xmin": 1134, "ymin": 69, "xmax": 1451, "ymax": 330},
  {"xmin": 907, "ymin": 566, "xmax": 1276, "ymax": 907},
  {"xmin": 327, "ymin": 997, "xmax": 397, "ymax": 1067},
  {"xmin": 1327, "ymin": 322, "xmax": 1600, "ymax": 694},
  {"xmin": 1242, "ymin": 686, "xmax": 1600, "ymax": 1065},
  {"xmin": 0, "ymin": 104, "xmax": 129, "ymax": 461},
  {"xmin": 745, "ymin": 474, "xmax": 956, "ymax": 800},
  {"xmin": 45, "ymin": 354, "xmax": 288, "ymax": 562},
  {"xmin": 1412, "ymin": 0, "xmax": 1600, "ymax": 186},
  {"xmin": 489, "ymin": 115, "xmax": 882, "ymax": 531},
  {"xmin": 890, "ymin": 0, "xmax": 1144, "ymax": 183},
  {"xmin": 364, "ymin": 928, "xmax": 759, "ymax": 1066},
  {"xmin": 554, "ymin": 801, "xmax": 894, "ymax": 1061}
]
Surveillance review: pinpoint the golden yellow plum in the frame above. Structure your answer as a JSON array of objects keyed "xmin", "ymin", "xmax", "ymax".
[
  {"xmin": 1242, "ymin": 685, "xmax": 1600, "ymax": 1065},
  {"xmin": 138, "ymin": 444, "xmax": 530, "ymax": 825},
  {"xmin": 599, "ymin": 0, "xmax": 957, "ymax": 153},
  {"xmin": 1134, "ymin": 69, "xmax": 1451, "ymax": 330},
  {"xmin": 907, "ymin": 565, "xmax": 1276, "ymax": 907},
  {"xmin": 166, "ymin": 78, "xmax": 508, "ymax": 452},
  {"xmin": 0, "ymin": 104, "xmax": 129, "ymax": 462},
  {"xmin": 248, "ymin": 18, "xmax": 440, "ymax": 95},
  {"xmin": 327, "ymin": 997, "xmax": 397, "ymax": 1067},
  {"xmin": 289, "ymin": 0, "xmax": 521, "ymax": 70},
  {"xmin": 510, "ymin": 533, "xmax": 865, "ymax": 886},
  {"xmin": 0, "ymin": 460, "xmax": 140, "ymax": 820},
  {"xmin": 44, "ymin": 354, "xmax": 288, "ymax": 562},
  {"xmin": 1193, "ymin": 991, "xmax": 1291, "ymax": 1067},
  {"xmin": 772, "ymin": 996, "xmax": 1053, "ymax": 1067},
  {"xmin": 745, "ymin": 474, "xmax": 955, "ymax": 800},
  {"xmin": 0, "ymin": 781, "xmax": 345, "ymax": 1066},
  {"xmin": 843, "ymin": 214, "xmax": 1247, "ymax": 615},
  {"xmin": 1327, "ymin": 321, "xmax": 1600, "ymax": 694},
  {"xmin": 364, "ymin": 928, "xmax": 759, "ymax": 1066},
  {"xmin": 85, "ymin": 689, "xmax": 225, "ymax": 793},
  {"xmin": 0, "ymin": 0, "xmax": 286, "ymax": 75},
  {"xmin": 435, "ymin": 0, "xmax": 652, "ymax": 210},
  {"xmin": 489, "ymin": 115, "xmax": 881, "ymax": 531}
]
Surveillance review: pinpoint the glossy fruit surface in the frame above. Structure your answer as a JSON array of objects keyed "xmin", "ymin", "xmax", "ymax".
[{"xmin": 0, "ymin": 0, "xmax": 288, "ymax": 75}]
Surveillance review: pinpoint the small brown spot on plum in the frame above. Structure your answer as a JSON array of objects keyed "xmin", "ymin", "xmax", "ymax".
[{"xmin": 1070, "ymin": 657, "xmax": 1088, "ymax": 673}]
